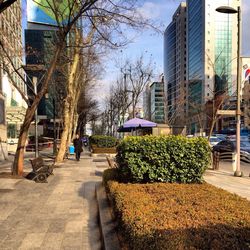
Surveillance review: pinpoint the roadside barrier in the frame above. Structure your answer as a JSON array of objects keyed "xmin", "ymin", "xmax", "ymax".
[{"xmin": 212, "ymin": 150, "xmax": 250, "ymax": 170}]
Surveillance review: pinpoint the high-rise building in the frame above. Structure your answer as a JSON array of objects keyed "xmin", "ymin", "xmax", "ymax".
[
  {"xmin": 187, "ymin": 0, "xmax": 240, "ymax": 134},
  {"xmin": 164, "ymin": 2, "xmax": 187, "ymax": 127},
  {"xmin": 143, "ymin": 84, "xmax": 151, "ymax": 120},
  {"xmin": 0, "ymin": 0, "xmax": 26, "ymax": 155},
  {"xmin": 150, "ymin": 81, "xmax": 165, "ymax": 124},
  {"xmin": 25, "ymin": 0, "xmax": 66, "ymax": 138}
]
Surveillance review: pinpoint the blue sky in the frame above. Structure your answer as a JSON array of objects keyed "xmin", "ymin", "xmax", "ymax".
[{"xmin": 98, "ymin": 0, "xmax": 250, "ymax": 96}]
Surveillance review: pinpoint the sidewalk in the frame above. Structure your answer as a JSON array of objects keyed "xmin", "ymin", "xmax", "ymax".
[
  {"xmin": 204, "ymin": 161, "xmax": 250, "ymax": 201},
  {"xmin": 0, "ymin": 152, "xmax": 108, "ymax": 249}
]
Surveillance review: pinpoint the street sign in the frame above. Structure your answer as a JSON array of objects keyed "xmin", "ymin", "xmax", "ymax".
[{"xmin": 217, "ymin": 110, "xmax": 237, "ymax": 116}]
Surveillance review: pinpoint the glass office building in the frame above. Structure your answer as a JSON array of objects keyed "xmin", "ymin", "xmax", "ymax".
[
  {"xmin": 187, "ymin": 0, "xmax": 240, "ymax": 134},
  {"xmin": 164, "ymin": 2, "xmax": 187, "ymax": 126}
]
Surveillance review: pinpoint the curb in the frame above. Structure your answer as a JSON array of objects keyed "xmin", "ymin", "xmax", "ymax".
[
  {"xmin": 96, "ymin": 182, "xmax": 120, "ymax": 250},
  {"xmin": 91, "ymin": 153, "xmax": 116, "ymax": 158}
]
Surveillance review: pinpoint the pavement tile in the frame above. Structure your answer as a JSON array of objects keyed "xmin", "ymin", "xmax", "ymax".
[
  {"xmin": 40, "ymin": 232, "xmax": 64, "ymax": 249},
  {"xmin": 65, "ymin": 221, "xmax": 84, "ymax": 233},
  {"xmin": 0, "ymin": 230, "xmax": 8, "ymax": 243},
  {"xmin": 69, "ymin": 208, "xmax": 84, "ymax": 214},
  {"xmin": 205, "ymin": 161, "xmax": 250, "ymax": 200},
  {"xmin": 61, "ymin": 232, "xmax": 82, "ymax": 247},
  {"xmin": 47, "ymin": 219, "xmax": 67, "ymax": 233},
  {"xmin": 0, "ymin": 153, "xmax": 102, "ymax": 249},
  {"xmin": 18, "ymin": 233, "xmax": 46, "ymax": 249},
  {"xmin": 0, "ymin": 205, "xmax": 17, "ymax": 220}
]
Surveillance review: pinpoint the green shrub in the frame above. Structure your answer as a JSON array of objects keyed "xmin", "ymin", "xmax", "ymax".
[
  {"xmin": 106, "ymin": 181, "xmax": 250, "ymax": 250},
  {"xmin": 89, "ymin": 135, "xmax": 117, "ymax": 148},
  {"xmin": 102, "ymin": 168, "xmax": 119, "ymax": 186},
  {"xmin": 116, "ymin": 135, "xmax": 211, "ymax": 183}
]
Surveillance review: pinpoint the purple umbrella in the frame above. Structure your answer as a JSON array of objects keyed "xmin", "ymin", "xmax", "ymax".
[
  {"xmin": 117, "ymin": 118, "xmax": 157, "ymax": 132},
  {"xmin": 123, "ymin": 118, "xmax": 157, "ymax": 128}
]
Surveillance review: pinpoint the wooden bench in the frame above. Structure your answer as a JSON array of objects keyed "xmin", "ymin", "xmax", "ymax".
[{"xmin": 29, "ymin": 156, "xmax": 53, "ymax": 183}]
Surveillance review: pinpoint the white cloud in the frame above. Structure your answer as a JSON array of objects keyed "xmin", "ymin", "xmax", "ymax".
[
  {"xmin": 137, "ymin": 1, "xmax": 182, "ymax": 21},
  {"xmin": 137, "ymin": 2, "xmax": 163, "ymax": 19}
]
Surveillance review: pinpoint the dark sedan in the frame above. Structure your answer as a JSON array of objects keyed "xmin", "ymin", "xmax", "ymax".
[
  {"xmin": 213, "ymin": 140, "xmax": 250, "ymax": 162},
  {"xmin": 213, "ymin": 140, "xmax": 250, "ymax": 153}
]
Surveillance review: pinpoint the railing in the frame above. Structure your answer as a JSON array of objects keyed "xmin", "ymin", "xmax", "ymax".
[{"xmin": 212, "ymin": 151, "xmax": 250, "ymax": 170}]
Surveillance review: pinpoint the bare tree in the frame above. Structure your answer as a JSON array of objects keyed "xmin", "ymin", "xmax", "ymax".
[
  {"xmin": 122, "ymin": 55, "xmax": 153, "ymax": 117},
  {"xmin": 1, "ymin": 0, "xmax": 156, "ymax": 174}
]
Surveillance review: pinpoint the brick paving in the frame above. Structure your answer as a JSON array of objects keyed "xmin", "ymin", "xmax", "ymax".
[
  {"xmin": 0, "ymin": 152, "xmax": 106, "ymax": 250},
  {"xmin": 204, "ymin": 161, "xmax": 250, "ymax": 201}
]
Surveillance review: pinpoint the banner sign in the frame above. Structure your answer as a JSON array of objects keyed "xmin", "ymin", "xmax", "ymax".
[{"xmin": 27, "ymin": 0, "xmax": 71, "ymax": 26}]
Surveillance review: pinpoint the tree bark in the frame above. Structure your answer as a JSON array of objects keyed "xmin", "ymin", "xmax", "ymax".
[
  {"xmin": 12, "ymin": 45, "xmax": 63, "ymax": 175},
  {"xmin": 55, "ymin": 35, "xmax": 80, "ymax": 163},
  {"xmin": 55, "ymin": 97, "xmax": 73, "ymax": 162}
]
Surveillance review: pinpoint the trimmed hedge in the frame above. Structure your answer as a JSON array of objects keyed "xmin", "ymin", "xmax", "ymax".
[
  {"xmin": 116, "ymin": 135, "xmax": 211, "ymax": 183},
  {"xmin": 104, "ymin": 173, "xmax": 250, "ymax": 250},
  {"xmin": 89, "ymin": 135, "xmax": 117, "ymax": 148}
]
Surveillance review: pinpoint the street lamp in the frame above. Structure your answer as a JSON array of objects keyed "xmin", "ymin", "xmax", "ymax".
[
  {"xmin": 216, "ymin": 5, "xmax": 243, "ymax": 176},
  {"xmin": 33, "ymin": 76, "xmax": 39, "ymax": 158}
]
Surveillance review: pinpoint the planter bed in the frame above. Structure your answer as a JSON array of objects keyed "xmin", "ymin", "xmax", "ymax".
[
  {"xmin": 104, "ymin": 170, "xmax": 250, "ymax": 250},
  {"xmin": 91, "ymin": 145, "xmax": 116, "ymax": 154}
]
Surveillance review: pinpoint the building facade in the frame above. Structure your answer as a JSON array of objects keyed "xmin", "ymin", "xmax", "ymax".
[
  {"xmin": 150, "ymin": 81, "xmax": 165, "ymax": 124},
  {"xmin": 187, "ymin": 0, "xmax": 240, "ymax": 134},
  {"xmin": 25, "ymin": 4, "xmax": 66, "ymax": 138},
  {"xmin": 143, "ymin": 84, "xmax": 151, "ymax": 120},
  {"xmin": 164, "ymin": 2, "xmax": 187, "ymax": 127},
  {"xmin": 0, "ymin": 0, "xmax": 26, "ymax": 155}
]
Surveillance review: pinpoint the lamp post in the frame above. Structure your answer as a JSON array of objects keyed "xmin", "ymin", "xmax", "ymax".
[
  {"xmin": 33, "ymin": 76, "xmax": 39, "ymax": 158},
  {"xmin": 53, "ymin": 98, "xmax": 57, "ymax": 155},
  {"xmin": 216, "ymin": 6, "xmax": 243, "ymax": 176}
]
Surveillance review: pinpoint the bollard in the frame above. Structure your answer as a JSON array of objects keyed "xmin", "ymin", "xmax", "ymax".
[
  {"xmin": 232, "ymin": 152, "xmax": 236, "ymax": 172},
  {"xmin": 213, "ymin": 151, "xmax": 220, "ymax": 170}
]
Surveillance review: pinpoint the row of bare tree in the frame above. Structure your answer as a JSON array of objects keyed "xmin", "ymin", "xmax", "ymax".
[
  {"xmin": 0, "ymin": 0, "xmax": 156, "ymax": 175},
  {"xmin": 98, "ymin": 55, "xmax": 154, "ymax": 136}
]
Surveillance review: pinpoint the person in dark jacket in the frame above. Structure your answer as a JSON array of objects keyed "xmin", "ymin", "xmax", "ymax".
[{"xmin": 73, "ymin": 134, "xmax": 83, "ymax": 161}]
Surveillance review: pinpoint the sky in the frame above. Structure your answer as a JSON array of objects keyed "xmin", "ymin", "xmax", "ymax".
[{"xmin": 96, "ymin": 0, "xmax": 250, "ymax": 102}]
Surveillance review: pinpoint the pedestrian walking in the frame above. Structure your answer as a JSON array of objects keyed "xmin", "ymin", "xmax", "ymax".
[{"xmin": 73, "ymin": 134, "xmax": 83, "ymax": 161}]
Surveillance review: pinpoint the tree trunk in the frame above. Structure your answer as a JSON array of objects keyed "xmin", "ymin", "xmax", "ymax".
[
  {"xmin": 55, "ymin": 97, "xmax": 73, "ymax": 162},
  {"xmin": 71, "ymin": 111, "xmax": 79, "ymax": 140},
  {"xmin": 12, "ymin": 115, "xmax": 30, "ymax": 175},
  {"xmin": 55, "ymin": 37, "xmax": 80, "ymax": 163},
  {"xmin": 12, "ymin": 45, "xmax": 63, "ymax": 175}
]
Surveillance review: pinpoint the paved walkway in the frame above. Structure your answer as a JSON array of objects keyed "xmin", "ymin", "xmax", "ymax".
[
  {"xmin": 0, "ymin": 152, "xmax": 107, "ymax": 250},
  {"xmin": 204, "ymin": 161, "xmax": 250, "ymax": 201}
]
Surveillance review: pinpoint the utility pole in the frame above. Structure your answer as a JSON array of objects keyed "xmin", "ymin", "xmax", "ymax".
[
  {"xmin": 53, "ymin": 98, "xmax": 57, "ymax": 155},
  {"xmin": 33, "ymin": 76, "xmax": 38, "ymax": 158},
  {"xmin": 216, "ymin": 5, "xmax": 243, "ymax": 176},
  {"xmin": 235, "ymin": 6, "xmax": 242, "ymax": 176}
]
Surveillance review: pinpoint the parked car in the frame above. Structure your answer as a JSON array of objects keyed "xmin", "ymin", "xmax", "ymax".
[
  {"xmin": 213, "ymin": 140, "xmax": 250, "ymax": 162},
  {"xmin": 209, "ymin": 136, "xmax": 222, "ymax": 146},
  {"xmin": 213, "ymin": 134, "xmax": 227, "ymax": 141},
  {"xmin": 213, "ymin": 140, "xmax": 250, "ymax": 153}
]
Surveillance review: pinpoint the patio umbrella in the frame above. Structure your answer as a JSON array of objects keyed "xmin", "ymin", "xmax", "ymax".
[{"xmin": 117, "ymin": 118, "xmax": 157, "ymax": 132}]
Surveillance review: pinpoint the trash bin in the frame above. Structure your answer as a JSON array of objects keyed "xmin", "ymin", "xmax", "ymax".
[{"xmin": 69, "ymin": 145, "xmax": 75, "ymax": 155}]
